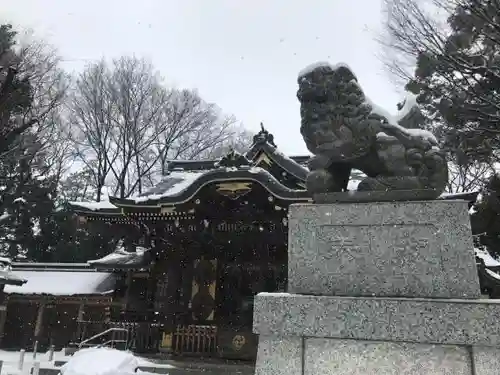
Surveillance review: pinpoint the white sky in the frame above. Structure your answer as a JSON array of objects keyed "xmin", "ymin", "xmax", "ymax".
[{"xmin": 2, "ymin": 0, "xmax": 403, "ymax": 155}]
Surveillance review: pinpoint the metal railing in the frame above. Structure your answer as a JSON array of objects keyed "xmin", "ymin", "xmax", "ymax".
[{"xmin": 78, "ymin": 327, "xmax": 130, "ymax": 350}]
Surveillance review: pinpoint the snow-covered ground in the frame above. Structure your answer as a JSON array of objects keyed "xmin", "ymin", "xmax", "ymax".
[
  {"xmin": 0, "ymin": 349, "xmax": 66, "ymax": 375},
  {"xmin": 0, "ymin": 348, "xmax": 174, "ymax": 375}
]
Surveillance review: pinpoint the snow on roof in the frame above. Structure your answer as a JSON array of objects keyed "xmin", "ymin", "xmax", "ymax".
[
  {"xmin": 0, "ymin": 257, "xmax": 26, "ymax": 285},
  {"xmin": 347, "ymin": 179, "xmax": 361, "ymax": 191},
  {"xmin": 0, "ymin": 211, "xmax": 9, "ymax": 223},
  {"xmin": 486, "ymin": 268, "xmax": 500, "ymax": 280},
  {"xmin": 69, "ymin": 201, "xmax": 117, "ymax": 211},
  {"xmin": 133, "ymin": 170, "xmax": 205, "ymax": 203},
  {"xmin": 475, "ymin": 247, "xmax": 500, "ymax": 267},
  {"xmin": 88, "ymin": 247, "xmax": 149, "ymax": 268},
  {"xmin": 394, "ymin": 94, "xmax": 419, "ymax": 123},
  {"xmin": 0, "ymin": 270, "xmax": 26, "ymax": 286},
  {"xmin": 4, "ymin": 270, "xmax": 116, "ymax": 296},
  {"xmin": 297, "ymin": 61, "xmax": 356, "ymax": 79}
]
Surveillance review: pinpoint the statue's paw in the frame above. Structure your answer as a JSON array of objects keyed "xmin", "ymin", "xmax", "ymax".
[
  {"xmin": 306, "ymin": 169, "xmax": 342, "ymax": 194},
  {"xmin": 357, "ymin": 176, "xmax": 421, "ymax": 192},
  {"xmin": 308, "ymin": 155, "xmax": 330, "ymax": 171}
]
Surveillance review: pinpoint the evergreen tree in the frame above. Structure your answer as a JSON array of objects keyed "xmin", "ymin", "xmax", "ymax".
[
  {"xmin": 0, "ymin": 24, "xmax": 67, "ymax": 261},
  {"xmin": 471, "ymin": 173, "xmax": 500, "ymax": 258},
  {"xmin": 0, "ymin": 136, "xmax": 59, "ymax": 259},
  {"xmin": 406, "ymin": 0, "xmax": 500, "ymax": 165},
  {"xmin": 0, "ymin": 24, "xmax": 33, "ymax": 155},
  {"xmin": 38, "ymin": 206, "xmax": 115, "ymax": 263}
]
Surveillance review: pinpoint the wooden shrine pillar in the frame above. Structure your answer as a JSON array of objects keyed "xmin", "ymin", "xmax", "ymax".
[
  {"xmin": 0, "ymin": 287, "xmax": 8, "ymax": 346},
  {"xmin": 123, "ymin": 271, "xmax": 133, "ymax": 311},
  {"xmin": 77, "ymin": 303, "xmax": 85, "ymax": 321},
  {"xmin": 33, "ymin": 301, "xmax": 46, "ymax": 344},
  {"xmin": 157, "ymin": 257, "xmax": 182, "ymax": 352}
]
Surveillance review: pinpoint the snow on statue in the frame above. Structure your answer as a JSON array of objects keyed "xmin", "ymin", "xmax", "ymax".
[{"xmin": 297, "ymin": 62, "xmax": 448, "ymax": 202}]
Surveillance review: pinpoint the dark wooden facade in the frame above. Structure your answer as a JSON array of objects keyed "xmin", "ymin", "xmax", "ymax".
[{"xmin": 68, "ymin": 130, "xmax": 311, "ymax": 359}]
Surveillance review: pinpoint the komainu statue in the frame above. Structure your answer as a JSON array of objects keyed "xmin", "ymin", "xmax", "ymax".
[{"xmin": 297, "ymin": 62, "xmax": 448, "ymax": 201}]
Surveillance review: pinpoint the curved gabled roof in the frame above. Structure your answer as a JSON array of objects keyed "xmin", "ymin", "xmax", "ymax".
[{"xmin": 109, "ymin": 166, "xmax": 310, "ymax": 207}]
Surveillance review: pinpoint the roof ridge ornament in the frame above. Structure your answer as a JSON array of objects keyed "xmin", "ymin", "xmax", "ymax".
[
  {"xmin": 253, "ymin": 122, "xmax": 277, "ymax": 148},
  {"xmin": 215, "ymin": 147, "xmax": 252, "ymax": 169}
]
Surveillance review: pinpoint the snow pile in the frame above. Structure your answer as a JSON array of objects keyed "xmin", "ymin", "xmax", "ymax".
[
  {"xmin": 475, "ymin": 247, "xmax": 500, "ymax": 267},
  {"xmin": 0, "ymin": 348, "xmax": 69, "ymax": 374},
  {"xmin": 60, "ymin": 348, "xmax": 139, "ymax": 375}
]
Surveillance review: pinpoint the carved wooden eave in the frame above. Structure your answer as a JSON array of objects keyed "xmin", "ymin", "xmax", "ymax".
[
  {"xmin": 215, "ymin": 182, "xmax": 253, "ymax": 200},
  {"xmin": 215, "ymin": 149, "xmax": 252, "ymax": 169}
]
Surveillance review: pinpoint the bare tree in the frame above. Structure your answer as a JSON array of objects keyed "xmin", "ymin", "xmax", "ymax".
[
  {"xmin": 14, "ymin": 38, "xmax": 71, "ymax": 183},
  {"xmin": 102, "ymin": 57, "xmax": 173, "ymax": 198},
  {"xmin": 151, "ymin": 88, "xmax": 240, "ymax": 175},
  {"xmin": 68, "ymin": 60, "xmax": 118, "ymax": 202},
  {"xmin": 201, "ymin": 126, "xmax": 254, "ymax": 159},
  {"xmin": 1, "ymin": 36, "xmax": 68, "ymax": 157},
  {"xmin": 377, "ymin": 0, "xmax": 449, "ymax": 87},
  {"xmin": 446, "ymin": 161, "xmax": 494, "ymax": 193},
  {"xmin": 69, "ymin": 56, "xmax": 243, "ymax": 200}
]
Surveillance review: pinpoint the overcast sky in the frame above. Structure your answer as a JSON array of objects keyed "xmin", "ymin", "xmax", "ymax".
[{"xmin": 3, "ymin": 0, "xmax": 403, "ymax": 155}]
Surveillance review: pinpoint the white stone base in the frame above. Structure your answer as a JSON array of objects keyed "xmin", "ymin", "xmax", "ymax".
[{"xmin": 255, "ymin": 335, "xmax": 500, "ymax": 375}]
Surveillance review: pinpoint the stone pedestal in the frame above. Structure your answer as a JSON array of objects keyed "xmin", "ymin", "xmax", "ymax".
[{"xmin": 253, "ymin": 201, "xmax": 500, "ymax": 374}]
